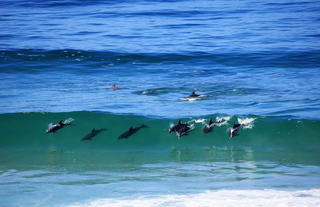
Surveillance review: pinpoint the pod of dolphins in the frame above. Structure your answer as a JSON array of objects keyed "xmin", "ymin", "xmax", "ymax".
[
  {"xmin": 169, "ymin": 119, "xmax": 241, "ymax": 138},
  {"xmin": 46, "ymin": 118, "xmax": 242, "ymax": 140}
]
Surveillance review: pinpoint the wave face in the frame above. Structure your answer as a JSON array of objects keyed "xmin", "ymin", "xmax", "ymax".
[
  {"xmin": 1, "ymin": 111, "xmax": 320, "ymax": 207},
  {"xmin": 1, "ymin": 112, "xmax": 319, "ymax": 153}
]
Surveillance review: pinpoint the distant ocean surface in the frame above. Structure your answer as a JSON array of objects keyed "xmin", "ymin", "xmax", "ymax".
[{"xmin": 1, "ymin": 0, "xmax": 320, "ymax": 206}]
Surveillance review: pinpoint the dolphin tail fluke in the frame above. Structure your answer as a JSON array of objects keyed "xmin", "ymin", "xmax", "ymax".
[
  {"xmin": 118, "ymin": 136, "xmax": 127, "ymax": 140},
  {"xmin": 81, "ymin": 137, "xmax": 91, "ymax": 141}
]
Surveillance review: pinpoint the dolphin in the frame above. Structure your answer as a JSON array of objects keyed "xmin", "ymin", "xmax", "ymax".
[
  {"xmin": 169, "ymin": 120, "xmax": 184, "ymax": 133},
  {"xmin": 118, "ymin": 125, "xmax": 148, "ymax": 139},
  {"xmin": 189, "ymin": 90, "xmax": 201, "ymax": 98},
  {"xmin": 46, "ymin": 120, "xmax": 71, "ymax": 134},
  {"xmin": 81, "ymin": 128, "xmax": 106, "ymax": 141},
  {"xmin": 169, "ymin": 120, "xmax": 192, "ymax": 137},
  {"xmin": 203, "ymin": 119, "xmax": 215, "ymax": 134},
  {"xmin": 176, "ymin": 124, "xmax": 191, "ymax": 137},
  {"xmin": 229, "ymin": 124, "xmax": 241, "ymax": 138}
]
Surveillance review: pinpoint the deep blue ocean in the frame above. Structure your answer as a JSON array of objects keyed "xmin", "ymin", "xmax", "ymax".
[{"xmin": 1, "ymin": 0, "xmax": 320, "ymax": 206}]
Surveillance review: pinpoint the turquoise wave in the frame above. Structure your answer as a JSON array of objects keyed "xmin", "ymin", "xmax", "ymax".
[{"xmin": 0, "ymin": 111, "xmax": 319, "ymax": 152}]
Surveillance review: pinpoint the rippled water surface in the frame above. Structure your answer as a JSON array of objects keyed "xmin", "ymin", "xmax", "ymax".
[{"xmin": 1, "ymin": 0, "xmax": 320, "ymax": 206}]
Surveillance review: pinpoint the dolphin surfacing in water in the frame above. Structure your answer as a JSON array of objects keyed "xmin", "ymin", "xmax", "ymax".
[
  {"xmin": 203, "ymin": 119, "xmax": 215, "ymax": 134},
  {"xmin": 229, "ymin": 124, "xmax": 241, "ymax": 138},
  {"xmin": 81, "ymin": 128, "xmax": 106, "ymax": 141},
  {"xmin": 118, "ymin": 125, "xmax": 148, "ymax": 139},
  {"xmin": 169, "ymin": 120, "xmax": 192, "ymax": 137},
  {"xmin": 189, "ymin": 90, "xmax": 202, "ymax": 98},
  {"xmin": 179, "ymin": 90, "xmax": 207, "ymax": 102}
]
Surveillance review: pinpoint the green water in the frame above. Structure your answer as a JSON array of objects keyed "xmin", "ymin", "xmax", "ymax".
[
  {"xmin": 1, "ymin": 112, "xmax": 319, "ymax": 146},
  {"xmin": 1, "ymin": 111, "xmax": 319, "ymax": 164},
  {"xmin": 1, "ymin": 112, "xmax": 320, "ymax": 207}
]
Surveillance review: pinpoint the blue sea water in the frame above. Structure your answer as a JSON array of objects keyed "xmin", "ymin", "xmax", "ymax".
[{"xmin": 1, "ymin": 0, "xmax": 320, "ymax": 206}]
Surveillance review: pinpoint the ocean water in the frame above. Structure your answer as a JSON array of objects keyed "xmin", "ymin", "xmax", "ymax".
[{"xmin": 1, "ymin": 0, "xmax": 320, "ymax": 206}]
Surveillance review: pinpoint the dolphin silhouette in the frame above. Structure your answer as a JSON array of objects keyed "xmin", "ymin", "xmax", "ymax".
[
  {"xmin": 81, "ymin": 128, "xmax": 106, "ymax": 141},
  {"xmin": 189, "ymin": 90, "xmax": 201, "ymax": 97},
  {"xmin": 169, "ymin": 120, "xmax": 184, "ymax": 133},
  {"xmin": 118, "ymin": 125, "xmax": 148, "ymax": 139},
  {"xmin": 229, "ymin": 124, "xmax": 241, "ymax": 138},
  {"xmin": 203, "ymin": 119, "xmax": 215, "ymax": 134},
  {"xmin": 169, "ymin": 120, "xmax": 192, "ymax": 137}
]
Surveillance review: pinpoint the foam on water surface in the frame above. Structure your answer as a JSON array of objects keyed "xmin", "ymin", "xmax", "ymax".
[{"xmin": 68, "ymin": 189, "xmax": 320, "ymax": 207}]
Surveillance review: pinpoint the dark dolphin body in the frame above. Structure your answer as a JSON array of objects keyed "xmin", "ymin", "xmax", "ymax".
[
  {"xmin": 81, "ymin": 128, "xmax": 106, "ymax": 141},
  {"xmin": 176, "ymin": 124, "xmax": 191, "ymax": 137},
  {"xmin": 118, "ymin": 125, "xmax": 148, "ymax": 139},
  {"xmin": 169, "ymin": 120, "xmax": 192, "ymax": 137},
  {"xmin": 203, "ymin": 119, "xmax": 215, "ymax": 134},
  {"xmin": 46, "ymin": 120, "xmax": 71, "ymax": 134},
  {"xmin": 189, "ymin": 90, "xmax": 201, "ymax": 98},
  {"xmin": 229, "ymin": 124, "xmax": 241, "ymax": 138},
  {"xmin": 169, "ymin": 120, "xmax": 183, "ymax": 133}
]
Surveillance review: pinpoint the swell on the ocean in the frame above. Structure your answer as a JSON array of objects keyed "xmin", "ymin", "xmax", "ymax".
[
  {"xmin": 1, "ymin": 49, "xmax": 319, "ymax": 70},
  {"xmin": 1, "ymin": 111, "xmax": 319, "ymax": 151}
]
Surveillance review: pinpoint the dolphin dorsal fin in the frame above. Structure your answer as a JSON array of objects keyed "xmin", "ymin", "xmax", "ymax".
[
  {"xmin": 178, "ymin": 120, "xmax": 181, "ymax": 124},
  {"xmin": 92, "ymin": 128, "xmax": 95, "ymax": 132}
]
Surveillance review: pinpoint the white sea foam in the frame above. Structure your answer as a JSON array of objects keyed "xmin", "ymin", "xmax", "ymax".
[
  {"xmin": 237, "ymin": 117, "xmax": 256, "ymax": 129},
  {"xmin": 68, "ymin": 189, "xmax": 320, "ymax": 207},
  {"xmin": 179, "ymin": 97, "xmax": 198, "ymax": 102},
  {"xmin": 192, "ymin": 119, "xmax": 206, "ymax": 124},
  {"xmin": 215, "ymin": 116, "xmax": 232, "ymax": 126}
]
